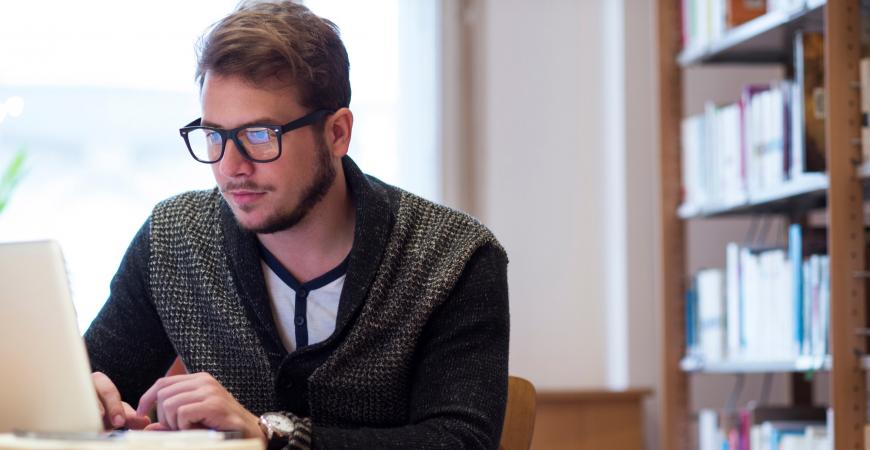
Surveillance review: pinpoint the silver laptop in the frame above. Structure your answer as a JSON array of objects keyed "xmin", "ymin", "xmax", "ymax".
[
  {"xmin": 0, "ymin": 240, "xmax": 247, "ymax": 444},
  {"xmin": 0, "ymin": 240, "xmax": 103, "ymax": 433}
]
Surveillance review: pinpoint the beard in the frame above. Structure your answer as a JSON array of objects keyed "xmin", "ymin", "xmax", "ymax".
[{"xmin": 231, "ymin": 137, "xmax": 337, "ymax": 234}]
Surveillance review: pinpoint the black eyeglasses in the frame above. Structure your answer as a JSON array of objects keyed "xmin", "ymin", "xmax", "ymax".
[{"xmin": 179, "ymin": 109, "xmax": 334, "ymax": 163}]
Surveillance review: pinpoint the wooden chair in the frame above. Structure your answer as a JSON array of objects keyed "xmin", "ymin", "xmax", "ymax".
[{"xmin": 499, "ymin": 376, "xmax": 537, "ymax": 450}]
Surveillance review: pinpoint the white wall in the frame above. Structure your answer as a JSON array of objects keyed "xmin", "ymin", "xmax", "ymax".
[
  {"xmin": 477, "ymin": 0, "xmax": 610, "ymax": 389},
  {"xmin": 470, "ymin": 0, "xmax": 659, "ymax": 394}
]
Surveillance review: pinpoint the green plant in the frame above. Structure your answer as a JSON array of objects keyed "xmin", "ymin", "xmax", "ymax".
[{"xmin": 0, "ymin": 147, "xmax": 27, "ymax": 215}]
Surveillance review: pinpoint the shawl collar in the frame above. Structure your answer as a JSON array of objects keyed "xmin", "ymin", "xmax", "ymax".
[{"xmin": 219, "ymin": 156, "xmax": 394, "ymax": 357}]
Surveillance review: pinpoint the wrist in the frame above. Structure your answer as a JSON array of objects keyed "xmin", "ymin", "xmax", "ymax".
[
  {"xmin": 247, "ymin": 411, "xmax": 268, "ymax": 443},
  {"xmin": 257, "ymin": 412, "xmax": 312, "ymax": 450}
]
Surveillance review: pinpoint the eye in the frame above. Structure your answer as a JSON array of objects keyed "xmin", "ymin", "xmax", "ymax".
[
  {"xmin": 205, "ymin": 131, "xmax": 222, "ymax": 146},
  {"xmin": 244, "ymin": 128, "xmax": 273, "ymax": 145}
]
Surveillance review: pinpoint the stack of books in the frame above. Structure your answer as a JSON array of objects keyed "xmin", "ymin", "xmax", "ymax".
[
  {"xmin": 685, "ymin": 224, "xmax": 829, "ymax": 364},
  {"xmin": 681, "ymin": 0, "xmax": 804, "ymax": 54},
  {"xmin": 697, "ymin": 405, "xmax": 829, "ymax": 450},
  {"xmin": 680, "ymin": 32, "xmax": 825, "ymax": 211}
]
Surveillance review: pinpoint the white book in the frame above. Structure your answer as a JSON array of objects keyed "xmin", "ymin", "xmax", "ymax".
[
  {"xmin": 682, "ymin": 114, "xmax": 707, "ymax": 207},
  {"xmin": 711, "ymin": 0, "xmax": 725, "ymax": 42},
  {"xmin": 698, "ymin": 409, "xmax": 719, "ymax": 450},
  {"xmin": 697, "ymin": 0, "xmax": 710, "ymax": 50},
  {"xmin": 741, "ymin": 248, "xmax": 761, "ymax": 359},
  {"xmin": 726, "ymin": 243, "xmax": 742, "ymax": 358},
  {"xmin": 704, "ymin": 102, "xmax": 720, "ymax": 205},
  {"xmin": 779, "ymin": 434, "xmax": 806, "ymax": 450},
  {"xmin": 804, "ymin": 425, "xmax": 828, "ymax": 450},
  {"xmin": 698, "ymin": 269, "xmax": 726, "ymax": 362},
  {"xmin": 790, "ymin": 82, "xmax": 805, "ymax": 179},
  {"xmin": 725, "ymin": 105, "xmax": 746, "ymax": 204}
]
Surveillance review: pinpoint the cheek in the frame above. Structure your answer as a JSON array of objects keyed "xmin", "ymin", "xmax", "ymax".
[{"xmin": 210, "ymin": 164, "xmax": 223, "ymax": 182}]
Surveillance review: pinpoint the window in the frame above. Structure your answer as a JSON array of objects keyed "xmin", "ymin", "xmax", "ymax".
[{"xmin": 0, "ymin": 1, "xmax": 439, "ymax": 332}]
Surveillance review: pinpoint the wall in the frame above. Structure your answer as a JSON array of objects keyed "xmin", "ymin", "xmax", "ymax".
[
  {"xmin": 475, "ymin": 0, "xmax": 611, "ymax": 389},
  {"xmin": 442, "ymin": 0, "xmax": 661, "ymax": 446}
]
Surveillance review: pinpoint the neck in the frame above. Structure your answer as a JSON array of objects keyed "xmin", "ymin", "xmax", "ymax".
[{"xmin": 256, "ymin": 162, "xmax": 356, "ymax": 284}]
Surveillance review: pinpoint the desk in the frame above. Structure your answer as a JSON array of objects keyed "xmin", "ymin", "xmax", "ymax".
[
  {"xmin": 0, "ymin": 434, "xmax": 262, "ymax": 450},
  {"xmin": 531, "ymin": 388, "xmax": 652, "ymax": 450}
]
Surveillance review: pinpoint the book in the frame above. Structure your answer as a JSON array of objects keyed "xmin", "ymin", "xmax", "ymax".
[
  {"xmin": 726, "ymin": 0, "xmax": 765, "ymax": 28},
  {"xmin": 698, "ymin": 409, "xmax": 720, "ymax": 450},
  {"xmin": 861, "ymin": 57, "xmax": 870, "ymax": 164},
  {"xmin": 687, "ymin": 233, "xmax": 829, "ymax": 364},
  {"xmin": 697, "ymin": 269, "xmax": 726, "ymax": 362},
  {"xmin": 789, "ymin": 224, "xmax": 803, "ymax": 354},
  {"xmin": 793, "ymin": 31, "xmax": 826, "ymax": 176}
]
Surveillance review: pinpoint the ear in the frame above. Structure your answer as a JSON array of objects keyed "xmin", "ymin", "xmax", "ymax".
[{"xmin": 323, "ymin": 108, "xmax": 353, "ymax": 157}]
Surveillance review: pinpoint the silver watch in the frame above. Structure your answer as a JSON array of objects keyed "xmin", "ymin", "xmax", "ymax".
[{"xmin": 258, "ymin": 412, "xmax": 312, "ymax": 450}]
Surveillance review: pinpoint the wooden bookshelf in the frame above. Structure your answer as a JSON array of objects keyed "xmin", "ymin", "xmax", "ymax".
[
  {"xmin": 677, "ymin": 1, "xmax": 825, "ymax": 66},
  {"xmin": 677, "ymin": 173, "xmax": 828, "ymax": 218},
  {"xmin": 679, "ymin": 355, "xmax": 832, "ymax": 373},
  {"xmin": 656, "ymin": 1, "xmax": 867, "ymax": 449}
]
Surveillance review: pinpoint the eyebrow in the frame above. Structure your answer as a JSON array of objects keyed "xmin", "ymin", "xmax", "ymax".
[{"xmin": 200, "ymin": 117, "xmax": 281, "ymax": 129}]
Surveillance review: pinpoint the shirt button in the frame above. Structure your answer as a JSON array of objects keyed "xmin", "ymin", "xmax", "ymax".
[
  {"xmin": 297, "ymin": 289, "xmax": 308, "ymax": 298},
  {"xmin": 295, "ymin": 316, "xmax": 306, "ymax": 326}
]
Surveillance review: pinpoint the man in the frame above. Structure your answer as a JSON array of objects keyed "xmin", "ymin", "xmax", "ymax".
[{"xmin": 83, "ymin": 1, "xmax": 509, "ymax": 449}]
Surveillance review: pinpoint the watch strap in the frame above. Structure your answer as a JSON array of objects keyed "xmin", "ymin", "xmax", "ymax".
[{"xmin": 264, "ymin": 412, "xmax": 312, "ymax": 450}]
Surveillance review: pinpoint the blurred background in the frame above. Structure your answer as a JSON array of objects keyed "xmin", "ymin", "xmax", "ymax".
[{"xmin": 4, "ymin": 0, "xmax": 822, "ymax": 449}]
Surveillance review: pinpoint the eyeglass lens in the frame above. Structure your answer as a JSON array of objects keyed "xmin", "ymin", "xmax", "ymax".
[{"xmin": 186, "ymin": 127, "xmax": 280, "ymax": 162}]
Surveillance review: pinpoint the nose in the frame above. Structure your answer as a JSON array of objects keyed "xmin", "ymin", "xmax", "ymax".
[{"xmin": 217, "ymin": 139, "xmax": 254, "ymax": 178}]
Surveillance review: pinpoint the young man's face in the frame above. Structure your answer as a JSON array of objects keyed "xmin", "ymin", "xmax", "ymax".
[{"xmin": 200, "ymin": 73, "xmax": 336, "ymax": 234}]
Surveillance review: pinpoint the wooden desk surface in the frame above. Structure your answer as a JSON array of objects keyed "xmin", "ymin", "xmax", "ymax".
[{"xmin": 0, "ymin": 434, "xmax": 262, "ymax": 450}]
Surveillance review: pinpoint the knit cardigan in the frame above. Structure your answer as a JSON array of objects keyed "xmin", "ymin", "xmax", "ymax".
[{"xmin": 84, "ymin": 156, "xmax": 510, "ymax": 450}]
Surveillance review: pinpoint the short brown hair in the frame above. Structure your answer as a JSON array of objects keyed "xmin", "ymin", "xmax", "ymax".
[{"xmin": 195, "ymin": 0, "xmax": 351, "ymax": 111}]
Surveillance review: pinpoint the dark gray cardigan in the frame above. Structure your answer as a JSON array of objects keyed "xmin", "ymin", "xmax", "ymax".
[{"xmin": 84, "ymin": 157, "xmax": 510, "ymax": 449}]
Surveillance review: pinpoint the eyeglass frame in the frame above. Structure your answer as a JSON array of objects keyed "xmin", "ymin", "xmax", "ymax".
[{"xmin": 179, "ymin": 108, "xmax": 335, "ymax": 164}]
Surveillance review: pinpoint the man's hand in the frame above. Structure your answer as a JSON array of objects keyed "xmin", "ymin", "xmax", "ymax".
[
  {"xmin": 136, "ymin": 372, "xmax": 264, "ymax": 440},
  {"xmin": 92, "ymin": 372, "xmax": 151, "ymax": 430}
]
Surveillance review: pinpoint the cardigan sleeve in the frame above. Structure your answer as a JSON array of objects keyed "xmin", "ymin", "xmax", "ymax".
[
  {"xmin": 309, "ymin": 243, "xmax": 510, "ymax": 450},
  {"xmin": 83, "ymin": 219, "xmax": 177, "ymax": 408}
]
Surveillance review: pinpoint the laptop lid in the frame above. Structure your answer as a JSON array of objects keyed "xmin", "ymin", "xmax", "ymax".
[{"xmin": 0, "ymin": 240, "xmax": 103, "ymax": 433}]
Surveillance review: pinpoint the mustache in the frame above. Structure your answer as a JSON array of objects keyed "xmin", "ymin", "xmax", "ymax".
[{"xmin": 221, "ymin": 181, "xmax": 274, "ymax": 192}]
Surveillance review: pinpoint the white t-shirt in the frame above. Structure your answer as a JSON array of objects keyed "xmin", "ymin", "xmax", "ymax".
[{"xmin": 260, "ymin": 246, "xmax": 347, "ymax": 353}]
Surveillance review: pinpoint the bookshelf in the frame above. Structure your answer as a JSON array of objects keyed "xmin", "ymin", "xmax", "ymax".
[{"xmin": 656, "ymin": 1, "xmax": 867, "ymax": 450}]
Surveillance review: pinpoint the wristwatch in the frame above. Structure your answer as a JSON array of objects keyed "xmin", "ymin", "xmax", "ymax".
[{"xmin": 258, "ymin": 411, "xmax": 312, "ymax": 450}]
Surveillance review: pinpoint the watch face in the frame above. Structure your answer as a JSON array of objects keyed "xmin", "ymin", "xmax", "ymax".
[{"xmin": 263, "ymin": 412, "xmax": 295, "ymax": 435}]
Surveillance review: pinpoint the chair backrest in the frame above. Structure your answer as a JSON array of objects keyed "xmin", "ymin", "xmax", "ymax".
[{"xmin": 499, "ymin": 376, "xmax": 537, "ymax": 450}]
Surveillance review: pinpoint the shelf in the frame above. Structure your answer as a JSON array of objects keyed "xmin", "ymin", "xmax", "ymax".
[
  {"xmin": 677, "ymin": 173, "xmax": 828, "ymax": 219},
  {"xmin": 682, "ymin": 355, "xmax": 870, "ymax": 374},
  {"xmin": 678, "ymin": 1, "xmax": 825, "ymax": 66},
  {"xmin": 680, "ymin": 355, "xmax": 831, "ymax": 373}
]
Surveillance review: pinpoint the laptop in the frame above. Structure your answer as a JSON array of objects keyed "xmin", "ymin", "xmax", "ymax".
[
  {"xmin": 0, "ymin": 240, "xmax": 103, "ymax": 434},
  {"xmin": 0, "ymin": 240, "xmax": 248, "ymax": 445}
]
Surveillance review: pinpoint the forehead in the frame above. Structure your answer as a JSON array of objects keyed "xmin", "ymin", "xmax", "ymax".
[{"xmin": 200, "ymin": 73, "xmax": 304, "ymax": 126}]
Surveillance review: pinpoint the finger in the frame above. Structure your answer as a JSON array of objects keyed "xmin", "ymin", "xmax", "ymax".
[
  {"xmin": 92, "ymin": 372, "xmax": 126, "ymax": 429},
  {"xmin": 125, "ymin": 415, "xmax": 152, "ymax": 430},
  {"xmin": 121, "ymin": 402, "xmax": 152, "ymax": 430},
  {"xmin": 151, "ymin": 377, "xmax": 216, "ymax": 430},
  {"xmin": 176, "ymin": 402, "xmax": 216, "ymax": 431},
  {"xmin": 136, "ymin": 374, "xmax": 196, "ymax": 417},
  {"xmin": 178, "ymin": 396, "xmax": 253, "ymax": 434},
  {"xmin": 143, "ymin": 423, "xmax": 170, "ymax": 432},
  {"xmin": 160, "ymin": 390, "xmax": 210, "ymax": 431}
]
